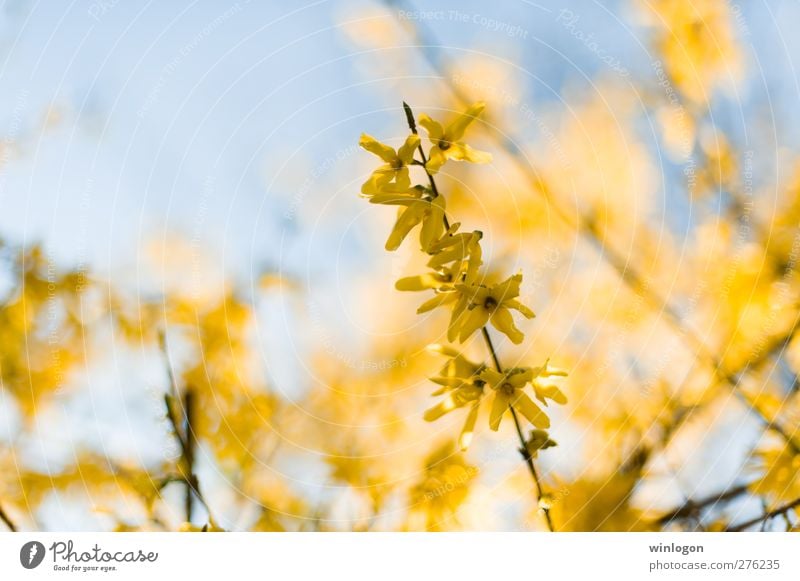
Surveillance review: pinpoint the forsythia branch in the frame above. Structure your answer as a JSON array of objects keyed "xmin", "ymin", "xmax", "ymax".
[
  {"xmin": 386, "ymin": 0, "xmax": 798, "ymax": 453},
  {"xmin": 361, "ymin": 99, "xmax": 568, "ymax": 530}
]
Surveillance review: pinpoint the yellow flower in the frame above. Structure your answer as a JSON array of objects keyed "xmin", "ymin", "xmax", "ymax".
[
  {"xmin": 427, "ymin": 227, "xmax": 483, "ymax": 282},
  {"xmin": 449, "ymin": 273, "xmax": 534, "ymax": 344},
  {"xmin": 423, "ymin": 345, "xmax": 486, "ymax": 450},
  {"xmin": 395, "ymin": 226, "xmax": 483, "ymax": 294},
  {"xmin": 368, "ymin": 190, "xmax": 446, "ymax": 252},
  {"xmin": 480, "ymin": 367, "xmax": 549, "ymax": 431},
  {"xmin": 359, "ymin": 133, "xmax": 420, "ymax": 195},
  {"xmin": 531, "ymin": 360, "xmax": 568, "ymax": 406},
  {"xmin": 643, "ymin": 0, "xmax": 743, "ymax": 104},
  {"xmin": 418, "ymin": 102, "xmax": 492, "ymax": 174}
]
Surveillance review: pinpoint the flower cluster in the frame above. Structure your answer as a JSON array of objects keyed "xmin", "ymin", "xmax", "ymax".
[{"xmin": 359, "ymin": 102, "xmax": 567, "ymax": 451}]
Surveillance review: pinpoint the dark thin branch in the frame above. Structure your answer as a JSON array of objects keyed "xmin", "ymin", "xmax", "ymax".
[
  {"xmin": 482, "ymin": 327, "xmax": 554, "ymax": 531},
  {"xmin": 726, "ymin": 497, "xmax": 800, "ymax": 532},
  {"xmin": 657, "ymin": 483, "xmax": 751, "ymax": 525},
  {"xmin": 159, "ymin": 333, "xmax": 215, "ymax": 526},
  {"xmin": 0, "ymin": 502, "xmax": 17, "ymax": 532},
  {"xmin": 183, "ymin": 389, "xmax": 197, "ymax": 522}
]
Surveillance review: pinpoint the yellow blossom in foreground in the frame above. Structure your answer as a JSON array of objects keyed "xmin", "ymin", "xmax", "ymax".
[
  {"xmin": 480, "ymin": 367, "xmax": 550, "ymax": 431},
  {"xmin": 359, "ymin": 133, "xmax": 420, "ymax": 195},
  {"xmin": 418, "ymin": 102, "xmax": 492, "ymax": 174},
  {"xmin": 368, "ymin": 190, "xmax": 446, "ymax": 251},
  {"xmin": 450, "ymin": 273, "xmax": 534, "ymax": 344},
  {"xmin": 423, "ymin": 345, "xmax": 486, "ymax": 450},
  {"xmin": 395, "ymin": 225, "xmax": 483, "ymax": 303}
]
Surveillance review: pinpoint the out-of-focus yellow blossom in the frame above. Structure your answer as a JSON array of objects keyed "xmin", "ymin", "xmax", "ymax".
[
  {"xmin": 359, "ymin": 133, "xmax": 420, "ymax": 195},
  {"xmin": 693, "ymin": 128, "xmax": 738, "ymax": 197},
  {"xmin": 641, "ymin": 0, "xmax": 743, "ymax": 104},
  {"xmin": 749, "ymin": 444, "xmax": 800, "ymax": 504},
  {"xmin": 656, "ymin": 105, "xmax": 696, "ymax": 161},
  {"xmin": 550, "ymin": 473, "xmax": 656, "ymax": 531},
  {"xmin": 407, "ymin": 443, "xmax": 477, "ymax": 531},
  {"xmin": 418, "ymin": 102, "xmax": 492, "ymax": 173},
  {"xmin": 480, "ymin": 367, "xmax": 550, "ymax": 431},
  {"xmin": 449, "ymin": 273, "xmax": 535, "ymax": 344}
]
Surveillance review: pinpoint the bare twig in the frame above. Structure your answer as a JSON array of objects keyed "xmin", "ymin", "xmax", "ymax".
[
  {"xmin": 0, "ymin": 501, "xmax": 17, "ymax": 532},
  {"xmin": 159, "ymin": 333, "xmax": 215, "ymax": 525},
  {"xmin": 183, "ymin": 389, "xmax": 197, "ymax": 522},
  {"xmin": 657, "ymin": 483, "xmax": 751, "ymax": 525},
  {"xmin": 726, "ymin": 497, "xmax": 800, "ymax": 532}
]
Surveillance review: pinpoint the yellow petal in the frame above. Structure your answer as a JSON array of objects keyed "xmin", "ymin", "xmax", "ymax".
[
  {"xmin": 489, "ymin": 392, "xmax": 508, "ymax": 431},
  {"xmin": 360, "ymin": 167, "xmax": 394, "ymax": 195},
  {"xmin": 396, "ymin": 273, "xmax": 442, "ymax": 291},
  {"xmin": 429, "ymin": 376, "xmax": 465, "ymax": 387},
  {"xmin": 394, "ymin": 167, "xmax": 411, "ymax": 191},
  {"xmin": 419, "ymin": 196, "xmax": 446, "ymax": 252},
  {"xmin": 450, "ymin": 143, "xmax": 492, "ymax": 164},
  {"xmin": 490, "ymin": 307, "xmax": 524, "ymax": 344},
  {"xmin": 418, "ymin": 114, "xmax": 445, "ymax": 140},
  {"xmin": 397, "ymin": 134, "xmax": 421, "ymax": 163},
  {"xmin": 534, "ymin": 383, "xmax": 568, "ymax": 405},
  {"xmin": 417, "ymin": 292, "xmax": 454, "ymax": 314},
  {"xmin": 480, "ymin": 367, "xmax": 504, "ymax": 387},
  {"xmin": 493, "ymin": 273, "xmax": 523, "ymax": 301},
  {"xmin": 505, "ymin": 299, "xmax": 535, "ymax": 319},
  {"xmin": 385, "ymin": 204, "xmax": 425, "ymax": 251},
  {"xmin": 459, "ymin": 402, "xmax": 480, "ymax": 450},
  {"xmin": 424, "ymin": 395, "xmax": 457, "ymax": 421},
  {"xmin": 359, "ymin": 133, "xmax": 397, "ymax": 162},
  {"xmin": 458, "ymin": 306, "xmax": 490, "ymax": 343},
  {"xmin": 513, "ymin": 392, "xmax": 550, "ymax": 429},
  {"xmin": 447, "ymin": 296, "xmax": 469, "ymax": 342},
  {"xmin": 425, "ymin": 146, "xmax": 447, "ymax": 174},
  {"xmin": 446, "ymin": 102, "xmax": 486, "ymax": 141}
]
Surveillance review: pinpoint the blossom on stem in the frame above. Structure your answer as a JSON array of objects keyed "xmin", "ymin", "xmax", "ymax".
[
  {"xmin": 449, "ymin": 273, "xmax": 535, "ymax": 344},
  {"xmin": 480, "ymin": 367, "xmax": 550, "ymax": 431},
  {"xmin": 423, "ymin": 345, "xmax": 486, "ymax": 450},
  {"xmin": 418, "ymin": 102, "xmax": 492, "ymax": 174},
  {"xmin": 359, "ymin": 133, "xmax": 420, "ymax": 195}
]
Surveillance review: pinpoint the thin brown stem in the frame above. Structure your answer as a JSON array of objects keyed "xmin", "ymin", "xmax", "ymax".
[
  {"xmin": 482, "ymin": 327, "xmax": 554, "ymax": 531},
  {"xmin": 657, "ymin": 483, "xmax": 751, "ymax": 525},
  {"xmin": 0, "ymin": 502, "xmax": 17, "ymax": 532},
  {"xmin": 726, "ymin": 497, "xmax": 800, "ymax": 532},
  {"xmin": 403, "ymin": 101, "xmax": 450, "ymax": 230},
  {"xmin": 183, "ymin": 389, "xmax": 196, "ymax": 522},
  {"xmin": 404, "ymin": 101, "xmax": 554, "ymax": 531},
  {"xmin": 159, "ymin": 333, "xmax": 215, "ymax": 526}
]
